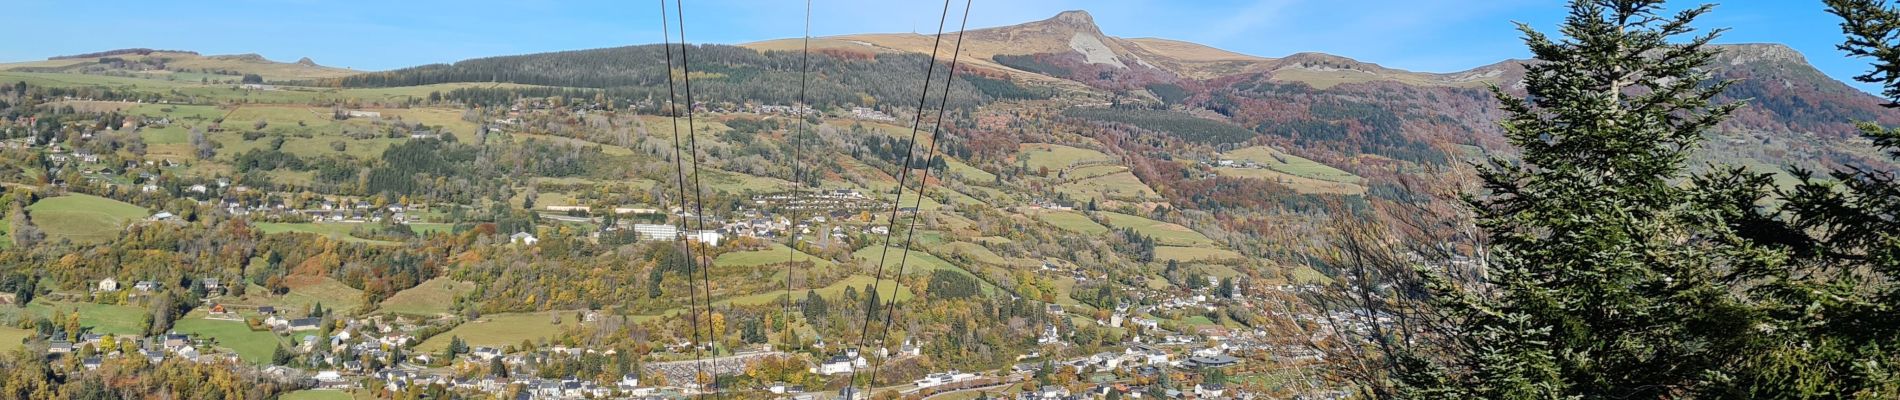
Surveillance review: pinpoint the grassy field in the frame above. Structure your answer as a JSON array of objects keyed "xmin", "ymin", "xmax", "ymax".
[
  {"xmin": 1049, "ymin": 277, "xmax": 1085, "ymax": 307},
  {"xmin": 1222, "ymin": 146, "xmax": 1362, "ymax": 183},
  {"xmin": 1063, "ymin": 164, "xmax": 1127, "ymax": 181},
  {"xmin": 1036, "ymin": 210, "xmax": 1110, "ymax": 235},
  {"xmin": 1288, "ymin": 265, "xmax": 1334, "ymax": 284},
  {"xmin": 20, "ymin": 301, "xmax": 148, "ymax": 335},
  {"xmin": 0, "ymin": 71, "xmax": 198, "ymax": 89},
  {"xmin": 26, "ymin": 194, "xmax": 149, "ymax": 243},
  {"xmin": 853, "ymin": 244, "xmax": 962, "ymax": 277},
  {"xmin": 716, "ymin": 274, "xmax": 915, "ymax": 307},
  {"xmin": 1017, "ymin": 143, "xmax": 1114, "ymax": 172},
  {"xmin": 230, "ymin": 276, "xmax": 365, "ymax": 314},
  {"xmin": 1215, "ymin": 167, "xmax": 1367, "ymax": 195},
  {"xmin": 1055, "ymin": 171, "xmax": 1161, "ymax": 202},
  {"xmin": 174, "ymin": 312, "xmax": 286, "ymax": 364},
  {"xmin": 715, "ymin": 243, "xmax": 835, "ymax": 269},
  {"xmin": 255, "ymin": 222, "xmax": 399, "ymax": 245},
  {"xmin": 1180, "ymin": 315, "xmax": 1217, "ymax": 327},
  {"xmin": 416, "ymin": 312, "xmax": 573, "ymax": 352},
  {"xmin": 378, "ymin": 278, "xmax": 475, "ymax": 316},
  {"xmin": 0, "ymin": 71, "xmax": 549, "ymax": 105},
  {"xmin": 367, "ymin": 107, "xmax": 480, "ymax": 135},
  {"xmin": 221, "ymin": 105, "xmax": 332, "ymax": 128},
  {"xmin": 1193, "ymin": 263, "xmax": 1243, "ymax": 279},
  {"xmin": 0, "ymin": 327, "xmax": 32, "ymax": 353},
  {"xmin": 700, "ymin": 168, "xmax": 793, "ymax": 195},
  {"xmin": 943, "ymin": 242, "xmax": 1009, "ymax": 265},
  {"xmin": 1097, "ymin": 211, "xmax": 1217, "ymax": 247},
  {"xmin": 943, "ymin": 157, "xmax": 997, "ymax": 184},
  {"xmin": 1155, "ymin": 246, "xmax": 1244, "ymax": 262}
]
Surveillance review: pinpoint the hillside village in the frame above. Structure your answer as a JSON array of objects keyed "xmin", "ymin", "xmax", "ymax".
[{"xmin": 2, "ymin": 3, "xmax": 1898, "ymax": 400}]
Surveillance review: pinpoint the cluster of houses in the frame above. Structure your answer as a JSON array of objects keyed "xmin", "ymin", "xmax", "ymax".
[
  {"xmin": 849, "ymin": 107, "xmax": 896, "ymax": 122},
  {"xmin": 751, "ymin": 189, "xmax": 878, "ymax": 212},
  {"xmin": 42, "ymin": 330, "xmax": 239, "ymax": 371}
]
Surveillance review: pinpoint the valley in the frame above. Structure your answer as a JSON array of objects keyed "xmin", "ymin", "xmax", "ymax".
[{"xmin": 0, "ymin": 3, "xmax": 1896, "ymax": 400}]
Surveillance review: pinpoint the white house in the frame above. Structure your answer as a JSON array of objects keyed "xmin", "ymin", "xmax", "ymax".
[
  {"xmin": 1126, "ymin": 344, "xmax": 1170, "ymax": 365},
  {"xmin": 510, "ymin": 232, "xmax": 538, "ymax": 245},
  {"xmin": 1195, "ymin": 382, "xmax": 1226, "ymax": 398},
  {"xmin": 97, "ymin": 278, "xmax": 119, "ymax": 292},
  {"xmin": 817, "ymin": 351, "xmax": 866, "ymax": 375},
  {"xmin": 818, "ymin": 355, "xmax": 855, "ymax": 375},
  {"xmin": 628, "ymin": 224, "xmax": 723, "ymax": 246},
  {"xmin": 1038, "ymin": 325, "xmax": 1062, "ymax": 345},
  {"xmin": 913, "ymin": 371, "xmax": 977, "ymax": 389}
]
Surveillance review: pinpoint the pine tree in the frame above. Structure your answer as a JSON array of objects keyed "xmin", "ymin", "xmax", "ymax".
[
  {"xmin": 1396, "ymin": 1, "xmax": 1759, "ymax": 397},
  {"xmin": 1674, "ymin": 1, "xmax": 1900, "ymax": 396}
]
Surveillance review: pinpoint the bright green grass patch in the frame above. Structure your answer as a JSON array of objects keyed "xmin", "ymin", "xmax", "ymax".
[
  {"xmin": 1222, "ymin": 146, "xmax": 1361, "ymax": 183},
  {"xmin": 378, "ymin": 278, "xmax": 475, "ymax": 316},
  {"xmin": 1155, "ymin": 246, "xmax": 1243, "ymax": 263},
  {"xmin": 1097, "ymin": 212, "xmax": 1215, "ymax": 247},
  {"xmin": 254, "ymin": 222, "xmax": 398, "ymax": 245},
  {"xmin": 410, "ymin": 223, "xmax": 453, "ymax": 234},
  {"xmin": 416, "ymin": 312, "xmax": 573, "ymax": 352},
  {"xmin": 1063, "ymin": 164, "xmax": 1127, "ymax": 181},
  {"xmin": 1036, "ymin": 210, "xmax": 1110, "ymax": 235},
  {"xmin": 1055, "ymin": 172, "xmax": 1161, "ymax": 202},
  {"xmin": 701, "ymin": 169, "xmax": 793, "ymax": 195},
  {"xmin": 1192, "ymin": 264, "xmax": 1243, "ymax": 279},
  {"xmin": 230, "ymin": 276, "xmax": 365, "ymax": 315},
  {"xmin": 126, "ymin": 104, "xmax": 227, "ymax": 122},
  {"xmin": 974, "ymin": 236, "xmax": 1012, "ymax": 245},
  {"xmin": 943, "ymin": 242, "xmax": 1008, "ymax": 265},
  {"xmin": 1288, "ymin": 265, "xmax": 1334, "ymax": 284},
  {"xmin": 1214, "ymin": 167, "xmax": 1367, "ymax": 195},
  {"xmin": 853, "ymin": 244, "xmax": 961, "ymax": 277},
  {"xmin": 716, "ymin": 243, "xmax": 835, "ymax": 269},
  {"xmin": 1049, "ymin": 277, "xmax": 1084, "ymax": 307},
  {"xmin": 1017, "ymin": 143, "xmax": 1114, "ymax": 172},
  {"xmin": 944, "ymin": 157, "xmax": 997, "ymax": 184},
  {"xmin": 1180, "ymin": 315, "xmax": 1217, "ymax": 327},
  {"xmin": 716, "ymin": 274, "xmax": 914, "ymax": 308},
  {"xmin": 0, "ymin": 71, "xmax": 199, "ymax": 89},
  {"xmin": 174, "ymin": 313, "xmax": 286, "ymax": 364},
  {"xmin": 139, "ymin": 125, "xmax": 192, "ymax": 145},
  {"xmin": 0, "ymin": 327, "xmax": 32, "ymax": 353},
  {"xmin": 222, "ymin": 105, "xmax": 331, "ymax": 128},
  {"xmin": 274, "ymin": 134, "xmax": 404, "ymax": 160},
  {"xmin": 27, "ymin": 194, "xmax": 149, "ymax": 244},
  {"xmin": 20, "ymin": 301, "xmax": 148, "ymax": 335}
]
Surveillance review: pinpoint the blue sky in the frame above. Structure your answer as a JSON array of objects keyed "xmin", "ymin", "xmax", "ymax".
[{"xmin": 1, "ymin": 0, "xmax": 1882, "ymax": 92}]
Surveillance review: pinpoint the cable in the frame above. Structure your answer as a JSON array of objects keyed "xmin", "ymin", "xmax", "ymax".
[
  {"xmin": 864, "ymin": 0, "xmax": 973, "ymax": 390},
  {"xmin": 673, "ymin": 0, "xmax": 719, "ymax": 394},
  {"xmin": 848, "ymin": 0, "xmax": 954, "ymax": 393},
  {"xmin": 781, "ymin": 0, "xmax": 815, "ymax": 350},
  {"xmin": 656, "ymin": 0, "xmax": 707, "ymax": 395}
]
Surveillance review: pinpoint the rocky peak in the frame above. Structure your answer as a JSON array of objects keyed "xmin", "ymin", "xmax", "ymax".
[
  {"xmin": 1049, "ymin": 10, "xmax": 1096, "ymax": 28},
  {"xmin": 1714, "ymin": 43, "xmax": 1810, "ymax": 66}
]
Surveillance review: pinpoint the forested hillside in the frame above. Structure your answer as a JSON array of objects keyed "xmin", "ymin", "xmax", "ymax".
[{"xmin": 320, "ymin": 44, "xmax": 1035, "ymax": 111}]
